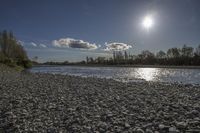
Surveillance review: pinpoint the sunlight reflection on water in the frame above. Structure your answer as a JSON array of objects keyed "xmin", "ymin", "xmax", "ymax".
[
  {"xmin": 134, "ymin": 68, "xmax": 160, "ymax": 81},
  {"xmin": 30, "ymin": 66, "xmax": 200, "ymax": 84}
]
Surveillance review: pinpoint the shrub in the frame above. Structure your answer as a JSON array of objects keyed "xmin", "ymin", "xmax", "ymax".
[{"xmin": 16, "ymin": 59, "xmax": 32, "ymax": 68}]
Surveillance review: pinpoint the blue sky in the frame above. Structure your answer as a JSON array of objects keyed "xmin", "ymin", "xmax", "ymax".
[{"xmin": 1, "ymin": 0, "xmax": 200, "ymax": 62}]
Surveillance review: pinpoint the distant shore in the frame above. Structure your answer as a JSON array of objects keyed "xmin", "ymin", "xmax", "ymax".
[
  {"xmin": 35, "ymin": 64, "xmax": 200, "ymax": 69},
  {"xmin": 1, "ymin": 64, "xmax": 200, "ymax": 132}
]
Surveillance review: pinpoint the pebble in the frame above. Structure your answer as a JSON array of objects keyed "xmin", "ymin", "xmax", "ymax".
[
  {"xmin": 145, "ymin": 129, "xmax": 153, "ymax": 133},
  {"xmin": 169, "ymin": 127, "xmax": 177, "ymax": 133},
  {"xmin": 136, "ymin": 128, "xmax": 145, "ymax": 133},
  {"xmin": 159, "ymin": 124, "xmax": 165, "ymax": 129},
  {"xmin": 124, "ymin": 122, "xmax": 130, "ymax": 128},
  {"xmin": 0, "ymin": 64, "xmax": 200, "ymax": 132},
  {"xmin": 176, "ymin": 122, "xmax": 187, "ymax": 129}
]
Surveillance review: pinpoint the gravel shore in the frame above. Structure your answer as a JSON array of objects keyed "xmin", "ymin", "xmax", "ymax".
[{"xmin": 0, "ymin": 65, "xmax": 200, "ymax": 132}]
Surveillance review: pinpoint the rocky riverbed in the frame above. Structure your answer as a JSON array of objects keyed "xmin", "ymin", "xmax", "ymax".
[{"xmin": 0, "ymin": 65, "xmax": 200, "ymax": 132}]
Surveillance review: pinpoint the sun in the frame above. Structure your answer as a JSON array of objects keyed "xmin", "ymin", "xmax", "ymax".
[{"xmin": 142, "ymin": 15, "xmax": 154, "ymax": 29}]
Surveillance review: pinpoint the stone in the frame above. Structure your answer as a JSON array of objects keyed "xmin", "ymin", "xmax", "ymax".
[
  {"xmin": 134, "ymin": 128, "xmax": 145, "ymax": 133},
  {"xmin": 191, "ymin": 110, "xmax": 199, "ymax": 115},
  {"xmin": 125, "ymin": 122, "xmax": 130, "ymax": 128},
  {"xmin": 97, "ymin": 121, "xmax": 107, "ymax": 129},
  {"xmin": 143, "ymin": 123, "xmax": 153, "ymax": 128},
  {"xmin": 145, "ymin": 129, "xmax": 153, "ymax": 133},
  {"xmin": 169, "ymin": 127, "xmax": 177, "ymax": 133},
  {"xmin": 176, "ymin": 122, "xmax": 187, "ymax": 129},
  {"xmin": 159, "ymin": 124, "xmax": 165, "ymax": 129}
]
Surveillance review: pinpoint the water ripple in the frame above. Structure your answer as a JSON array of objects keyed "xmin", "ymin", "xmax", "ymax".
[{"xmin": 30, "ymin": 66, "xmax": 200, "ymax": 85}]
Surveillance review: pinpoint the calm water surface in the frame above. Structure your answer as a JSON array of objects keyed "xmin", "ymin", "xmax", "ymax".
[{"xmin": 30, "ymin": 66, "xmax": 200, "ymax": 84}]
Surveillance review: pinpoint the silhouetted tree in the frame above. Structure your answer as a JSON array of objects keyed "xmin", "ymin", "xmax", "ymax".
[
  {"xmin": 64, "ymin": 44, "xmax": 200, "ymax": 66},
  {"xmin": 0, "ymin": 30, "xmax": 31, "ymax": 68},
  {"xmin": 181, "ymin": 45, "xmax": 193, "ymax": 57},
  {"xmin": 124, "ymin": 51, "xmax": 128, "ymax": 60},
  {"xmin": 156, "ymin": 50, "xmax": 166, "ymax": 58},
  {"xmin": 167, "ymin": 48, "xmax": 181, "ymax": 58},
  {"xmin": 195, "ymin": 45, "xmax": 200, "ymax": 56},
  {"xmin": 86, "ymin": 56, "xmax": 89, "ymax": 64}
]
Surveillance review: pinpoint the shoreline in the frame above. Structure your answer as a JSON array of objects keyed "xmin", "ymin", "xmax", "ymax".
[
  {"xmin": 34, "ymin": 64, "xmax": 200, "ymax": 69},
  {"xmin": 1, "ymin": 65, "xmax": 200, "ymax": 132},
  {"xmin": 31, "ymin": 71, "xmax": 200, "ymax": 87}
]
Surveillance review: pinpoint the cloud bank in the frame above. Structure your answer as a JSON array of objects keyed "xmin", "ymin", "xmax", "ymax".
[
  {"xmin": 52, "ymin": 38, "xmax": 98, "ymax": 50},
  {"xmin": 104, "ymin": 42, "xmax": 132, "ymax": 51},
  {"xmin": 19, "ymin": 38, "xmax": 132, "ymax": 53}
]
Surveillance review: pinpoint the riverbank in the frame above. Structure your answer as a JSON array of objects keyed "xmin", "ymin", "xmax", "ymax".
[
  {"xmin": 35, "ymin": 64, "xmax": 200, "ymax": 69},
  {"xmin": 0, "ymin": 63, "xmax": 25, "ymax": 72},
  {"xmin": 0, "ymin": 65, "xmax": 200, "ymax": 132}
]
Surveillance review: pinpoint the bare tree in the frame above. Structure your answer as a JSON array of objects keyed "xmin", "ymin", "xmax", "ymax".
[
  {"xmin": 181, "ymin": 45, "xmax": 193, "ymax": 57},
  {"xmin": 156, "ymin": 50, "xmax": 166, "ymax": 58}
]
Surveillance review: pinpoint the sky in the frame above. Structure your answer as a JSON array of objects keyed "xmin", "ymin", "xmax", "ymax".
[{"xmin": 0, "ymin": 0, "xmax": 200, "ymax": 62}]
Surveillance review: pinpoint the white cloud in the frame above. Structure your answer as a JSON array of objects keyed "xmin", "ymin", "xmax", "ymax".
[
  {"xmin": 39, "ymin": 44, "xmax": 47, "ymax": 48},
  {"xmin": 30, "ymin": 42, "xmax": 37, "ymax": 47},
  {"xmin": 17, "ymin": 41, "xmax": 48, "ymax": 49},
  {"xmin": 52, "ymin": 38, "xmax": 98, "ymax": 50},
  {"xmin": 17, "ymin": 40, "xmax": 24, "ymax": 46},
  {"xmin": 104, "ymin": 42, "xmax": 132, "ymax": 51}
]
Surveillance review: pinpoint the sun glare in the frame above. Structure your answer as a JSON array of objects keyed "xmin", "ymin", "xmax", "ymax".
[
  {"xmin": 137, "ymin": 68, "xmax": 159, "ymax": 81},
  {"xmin": 142, "ymin": 15, "xmax": 154, "ymax": 29}
]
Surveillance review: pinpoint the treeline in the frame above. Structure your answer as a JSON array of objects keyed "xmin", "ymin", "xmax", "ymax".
[
  {"xmin": 0, "ymin": 30, "xmax": 32, "ymax": 68},
  {"xmin": 43, "ymin": 61, "xmax": 69, "ymax": 65},
  {"xmin": 85, "ymin": 45, "xmax": 200, "ymax": 66}
]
